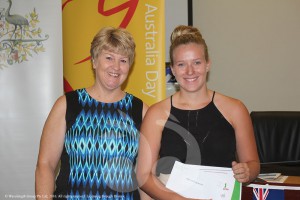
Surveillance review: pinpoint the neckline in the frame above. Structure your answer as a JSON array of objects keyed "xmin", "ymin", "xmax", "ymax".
[
  {"xmin": 83, "ymin": 88, "xmax": 128, "ymax": 103},
  {"xmin": 171, "ymin": 100, "xmax": 214, "ymax": 112}
]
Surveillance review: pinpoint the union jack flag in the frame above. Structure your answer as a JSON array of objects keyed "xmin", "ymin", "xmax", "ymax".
[
  {"xmin": 253, "ymin": 188, "xmax": 269, "ymax": 200},
  {"xmin": 252, "ymin": 187, "xmax": 284, "ymax": 200}
]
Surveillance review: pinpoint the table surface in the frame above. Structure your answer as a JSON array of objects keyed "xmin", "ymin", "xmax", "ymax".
[
  {"xmin": 285, "ymin": 176, "xmax": 300, "ymax": 185},
  {"xmin": 242, "ymin": 176, "xmax": 300, "ymax": 199}
]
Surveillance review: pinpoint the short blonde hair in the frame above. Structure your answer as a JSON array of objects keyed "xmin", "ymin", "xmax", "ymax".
[{"xmin": 90, "ymin": 27, "xmax": 136, "ymax": 66}]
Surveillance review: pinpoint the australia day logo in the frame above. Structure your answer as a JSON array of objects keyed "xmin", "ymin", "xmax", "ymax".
[{"xmin": 0, "ymin": 0, "xmax": 49, "ymax": 69}]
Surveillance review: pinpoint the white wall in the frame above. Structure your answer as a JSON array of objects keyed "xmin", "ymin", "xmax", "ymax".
[
  {"xmin": 193, "ymin": 0, "xmax": 300, "ymax": 112},
  {"xmin": 165, "ymin": 0, "xmax": 188, "ymax": 62}
]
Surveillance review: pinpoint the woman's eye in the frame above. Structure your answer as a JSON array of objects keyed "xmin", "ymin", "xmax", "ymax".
[
  {"xmin": 195, "ymin": 61, "xmax": 201, "ymax": 65},
  {"xmin": 121, "ymin": 59, "xmax": 128, "ymax": 63},
  {"xmin": 106, "ymin": 56, "xmax": 113, "ymax": 60},
  {"xmin": 177, "ymin": 63, "xmax": 185, "ymax": 67}
]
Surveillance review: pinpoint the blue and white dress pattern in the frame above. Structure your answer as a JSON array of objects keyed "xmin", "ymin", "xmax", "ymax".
[{"xmin": 54, "ymin": 89, "xmax": 143, "ymax": 200}]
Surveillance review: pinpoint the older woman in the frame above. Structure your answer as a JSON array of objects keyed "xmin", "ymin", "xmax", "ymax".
[{"xmin": 35, "ymin": 27, "xmax": 148, "ymax": 200}]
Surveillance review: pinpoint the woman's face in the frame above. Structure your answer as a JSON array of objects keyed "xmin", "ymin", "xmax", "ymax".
[
  {"xmin": 171, "ymin": 43, "xmax": 210, "ymax": 93},
  {"xmin": 93, "ymin": 50, "xmax": 130, "ymax": 91}
]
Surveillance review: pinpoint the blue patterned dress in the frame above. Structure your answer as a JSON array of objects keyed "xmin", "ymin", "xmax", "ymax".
[{"xmin": 54, "ymin": 89, "xmax": 143, "ymax": 200}]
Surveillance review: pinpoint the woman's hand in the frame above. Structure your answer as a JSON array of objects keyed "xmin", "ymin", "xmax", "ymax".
[{"xmin": 232, "ymin": 161, "xmax": 250, "ymax": 183}]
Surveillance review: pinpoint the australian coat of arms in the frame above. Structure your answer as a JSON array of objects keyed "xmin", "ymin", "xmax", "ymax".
[{"xmin": 0, "ymin": 0, "xmax": 49, "ymax": 68}]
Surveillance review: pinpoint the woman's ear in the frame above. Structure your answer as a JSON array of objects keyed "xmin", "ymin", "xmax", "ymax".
[
  {"xmin": 92, "ymin": 59, "xmax": 96, "ymax": 69},
  {"xmin": 170, "ymin": 65, "xmax": 176, "ymax": 76},
  {"xmin": 206, "ymin": 60, "xmax": 211, "ymax": 72}
]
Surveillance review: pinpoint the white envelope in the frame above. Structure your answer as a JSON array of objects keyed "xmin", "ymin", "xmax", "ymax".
[{"xmin": 166, "ymin": 161, "xmax": 241, "ymax": 200}]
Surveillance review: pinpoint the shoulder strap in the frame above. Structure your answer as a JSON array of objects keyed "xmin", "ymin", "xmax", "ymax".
[
  {"xmin": 65, "ymin": 90, "xmax": 80, "ymax": 129},
  {"xmin": 132, "ymin": 96, "xmax": 143, "ymax": 130},
  {"xmin": 212, "ymin": 91, "xmax": 216, "ymax": 102}
]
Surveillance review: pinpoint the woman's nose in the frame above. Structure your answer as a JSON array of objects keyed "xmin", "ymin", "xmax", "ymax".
[
  {"xmin": 112, "ymin": 60, "xmax": 120, "ymax": 70},
  {"xmin": 186, "ymin": 63, "xmax": 194, "ymax": 74}
]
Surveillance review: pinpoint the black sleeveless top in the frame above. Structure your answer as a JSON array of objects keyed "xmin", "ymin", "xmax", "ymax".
[
  {"xmin": 157, "ymin": 92, "xmax": 236, "ymax": 175},
  {"xmin": 54, "ymin": 89, "xmax": 143, "ymax": 200}
]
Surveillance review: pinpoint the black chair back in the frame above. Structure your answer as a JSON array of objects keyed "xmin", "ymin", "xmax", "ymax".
[{"xmin": 250, "ymin": 111, "xmax": 300, "ymax": 175}]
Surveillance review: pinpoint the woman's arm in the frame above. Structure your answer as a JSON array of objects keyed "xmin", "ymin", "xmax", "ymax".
[
  {"xmin": 230, "ymin": 100, "xmax": 260, "ymax": 183},
  {"xmin": 35, "ymin": 96, "xmax": 67, "ymax": 199},
  {"xmin": 139, "ymin": 102, "xmax": 153, "ymax": 200}
]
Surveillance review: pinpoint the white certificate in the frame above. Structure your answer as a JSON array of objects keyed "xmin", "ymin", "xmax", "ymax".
[{"xmin": 166, "ymin": 161, "xmax": 241, "ymax": 200}]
